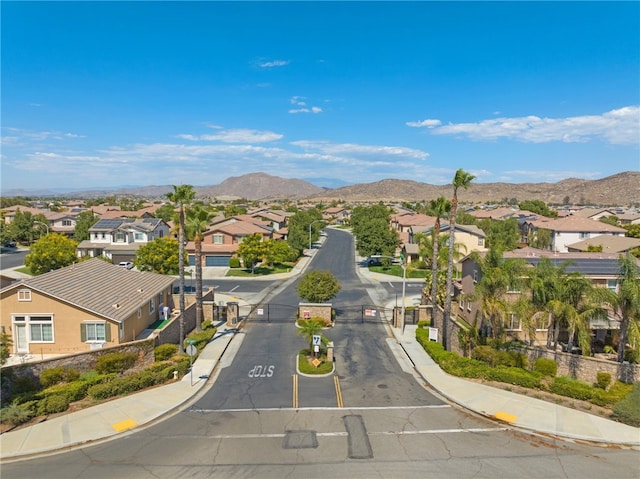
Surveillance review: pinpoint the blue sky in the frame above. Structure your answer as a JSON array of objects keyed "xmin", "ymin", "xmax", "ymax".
[{"xmin": 2, "ymin": 1, "xmax": 639, "ymax": 193}]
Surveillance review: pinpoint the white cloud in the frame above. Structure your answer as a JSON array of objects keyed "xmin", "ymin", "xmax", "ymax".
[
  {"xmin": 291, "ymin": 140, "xmax": 429, "ymax": 160},
  {"xmin": 176, "ymin": 128, "xmax": 283, "ymax": 143},
  {"xmin": 258, "ymin": 59, "xmax": 289, "ymax": 68},
  {"xmin": 288, "ymin": 96, "xmax": 323, "ymax": 114},
  {"xmin": 405, "ymin": 119, "xmax": 442, "ymax": 128},
  {"xmin": 407, "ymin": 106, "xmax": 640, "ymax": 145}
]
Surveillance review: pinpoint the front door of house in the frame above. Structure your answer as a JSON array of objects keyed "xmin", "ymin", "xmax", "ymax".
[{"xmin": 14, "ymin": 323, "xmax": 28, "ymax": 353}]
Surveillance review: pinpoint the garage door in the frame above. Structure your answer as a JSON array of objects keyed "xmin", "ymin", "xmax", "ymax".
[{"xmin": 205, "ymin": 255, "xmax": 231, "ymax": 267}]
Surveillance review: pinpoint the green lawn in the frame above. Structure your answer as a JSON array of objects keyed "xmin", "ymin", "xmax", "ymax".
[
  {"xmin": 226, "ymin": 262, "xmax": 295, "ymax": 277},
  {"xmin": 368, "ymin": 265, "xmax": 429, "ymax": 279}
]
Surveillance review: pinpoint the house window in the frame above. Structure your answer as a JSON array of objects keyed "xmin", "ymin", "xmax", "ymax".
[
  {"xmin": 149, "ymin": 297, "xmax": 155, "ymax": 314},
  {"xmin": 579, "ymin": 232, "xmax": 589, "ymax": 239},
  {"xmin": 478, "ymin": 237, "xmax": 484, "ymax": 246},
  {"xmin": 62, "ymin": 220, "xmax": 72, "ymax": 226},
  {"xmin": 607, "ymin": 280, "xmax": 618, "ymax": 292},
  {"xmin": 119, "ymin": 322, "xmax": 124, "ymax": 340},
  {"xmin": 158, "ymin": 230, "xmax": 164, "ymax": 238},
  {"xmin": 473, "ymin": 269, "xmax": 478, "ymax": 283},
  {"xmin": 506, "ymin": 313, "xmax": 521, "ymax": 331},
  {"xmin": 83, "ymin": 322, "xmax": 106, "ymax": 342},
  {"xmin": 115, "ymin": 232, "xmax": 125, "ymax": 242},
  {"xmin": 134, "ymin": 233, "xmax": 144, "ymax": 240},
  {"xmin": 29, "ymin": 315, "xmax": 54, "ymax": 342},
  {"xmin": 18, "ymin": 289, "xmax": 32, "ymax": 302},
  {"xmin": 213, "ymin": 234, "xmax": 224, "ymax": 244}
]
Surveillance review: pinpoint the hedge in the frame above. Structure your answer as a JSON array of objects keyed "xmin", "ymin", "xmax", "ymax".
[{"xmin": 612, "ymin": 382, "xmax": 640, "ymax": 427}]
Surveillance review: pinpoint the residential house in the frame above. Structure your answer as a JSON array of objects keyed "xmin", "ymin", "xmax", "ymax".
[
  {"xmin": 457, "ymin": 248, "xmax": 638, "ymax": 349},
  {"xmin": 186, "ymin": 216, "xmax": 275, "ymax": 267},
  {"xmin": 76, "ymin": 218, "xmax": 170, "ymax": 264},
  {"xmin": 0, "ymin": 259, "xmax": 175, "ymax": 356},
  {"xmin": 403, "ymin": 222, "xmax": 487, "ymax": 266},
  {"xmin": 522, "ymin": 216, "xmax": 626, "ymax": 253},
  {"xmin": 323, "ymin": 206, "xmax": 351, "ymax": 225}
]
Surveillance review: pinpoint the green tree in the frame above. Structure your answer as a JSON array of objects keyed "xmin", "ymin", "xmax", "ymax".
[
  {"xmin": 297, "ymin": 318, "xmax": 324, "ymax": 352},
  {"xmin": 444, "ymin": 169, "xmax": 475, "ymax": 349},
  {"xmin": 166, "ymin": 185, "xmax": 196, "ymax": 354},
  {"xmin": 471, "ymin": 248, "xmax": 526, "ymax": 340},
  {"xmin": 478, "ymin": 217, "xmax": 520, "ymax": 251},
  {"xmin": 25, "ymin": 233, "xmax": 78, "ymax": 275},
  {"xmin": 73, "ymin": 211, "xmax": 99, "ymax": 241},
  {"xmin": 135, "ymin": 237, "xmax": 180, "ymax": 275},
  {"xmin": 593, "ymin": 253, "xmax": 640, "ymax": 363},
  {"xmin": 625, "ymin": 224, "xmax": 640, "ymax": 239},
  {"xmin": 154, "ymin": 203, "xmax": 177, "ymax": 223},
  {"xmin": 185, "ymin": 205, "xmax": 213, "ymax": 332},
  {"xmin": 264, "ymin": 239, "xmax": 296, "ymax": 266},
  {"xmin": 297, "ymin": 270, "xmax": 341, "ymax": 303},
  {"xmin": 0, "ymin": 330, "xmax": 13, "ymax": 365},
  {"xmin": 287, "ymin": 208, "xmax": 323, "ymax": 254},
  {"xmin": 350, "ymin": 204, "xmax": 399, "ymax": 258},
  {"xmin": 237, "ymin": 233, "xmax": 267, "ymax": 272},
  {"xmin": 519, "ymin": 199, "xmax": 557, "ymax": 218},
  {"xmin": 8, "ymin": 209, "xmax": 49, "ymax": 244},
  {"xmin": 599, "ymin": 215, "xmax": 620, "ymax": 227},
  {"xmin": 529, "ymin": 228, "xmax": 552, "ymax": 250}
]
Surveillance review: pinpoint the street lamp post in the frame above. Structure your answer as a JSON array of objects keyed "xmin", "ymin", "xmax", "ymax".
[
  {"xmin": 34, "ymin": 221, "xmax": 49, "ymax": 234},
  {"xmin": 308, "ymin": 220, "xmax": 324, "ymax": 251}
]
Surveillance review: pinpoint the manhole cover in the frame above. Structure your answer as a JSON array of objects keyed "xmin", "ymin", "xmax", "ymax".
[
  {"xmin": 283, "ymin": 430, "xmax": 318, "ymax": 449},
  {"xmin": 377, "ymin": 384, "xmax": 388, "ymax": 389}
]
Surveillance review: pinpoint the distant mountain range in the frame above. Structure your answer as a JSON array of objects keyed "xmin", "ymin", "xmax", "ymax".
[{"xmin": 3, "ymin": 171, "xmax": 639, "ymax": 206}]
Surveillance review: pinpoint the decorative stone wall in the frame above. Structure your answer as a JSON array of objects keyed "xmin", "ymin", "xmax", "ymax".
[
  {"xmin": 517, "ymin": 346, "xmax": 639, "ymax": 384},
  {"xmin": 298, "ymin": 303, "xmax": 333, "ymax": 326},
  {"xmin": 1, "ymin": 338, "xmax": 155, "ymax": 402}
]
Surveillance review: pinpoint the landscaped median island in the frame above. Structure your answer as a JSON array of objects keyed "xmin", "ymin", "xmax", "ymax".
[
  {"xmin": 296, "ymin": 317, "xmax": 334, "ymax": 376},
  {"xmin": 0, "ymin": 321, "xmax": 218, "ymax": 433},
  {"xmin": 415, "ymin": 325, "xmax": 640, "ymax": 428}
]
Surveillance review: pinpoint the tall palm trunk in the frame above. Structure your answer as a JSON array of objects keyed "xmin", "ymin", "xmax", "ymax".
[
  {"xmin": 178, "ymin": 205, "xmax": 186, "ymax": 353},
  {"xmin": 430, "ymin": 219, "xmax": 441, "ymax": 327},
  {"xmin": 195, "ymin": 234, "xmax": 203, "ymax": 331},
  {"xmin": 443, "ymin": 195, "xmax": 458, "ymax": 350}
]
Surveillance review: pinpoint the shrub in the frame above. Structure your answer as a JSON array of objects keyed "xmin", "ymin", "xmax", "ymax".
[
  {"xmin": 533, "ymin": 357, "xmax": 557, "ymax": 377},
  {"xmin": 596, "ymin": 372, "xmax": 611, "ymax": 390},
  {"xmin": 95, "ymin": 352, "xmax": 138, "ymax": 374},
  {"xmin": 612, "ymin": 382, "xmax": 640, "ymax": 427},
  {"xmin": 548, "ymin": 377, "xmax": 594, "ymax": 401},
  {"xmin": 184, "ymin": 327, "xmax": 217, "ymax": 350},
  {"xmin": 39, "ymin": 381, "xmax": 89, "ymax": 403},
  {"xmin": 487, "ymin": 366, "xmax": 543, "ymax": 389},
  {"xmin": 40, "ymin": 366, "xmax": 80, "ymax": 388},
  {"xmin": 37, "ymin": 394, "xmax": 70, "ymax": 415},
  {"xmin": 472, "ymin": 346, "xmax": 499, "ymax": 366},
  {"xmin": 0, "ymin": 400, "xmax": 35, "ymax": 426},
  {"xmin": 417, "ymin": 320, "xmax": 430, "ymax": 328},
  {"xmin": 228, "ymin": 257, "xmax": 241, "ymax": 268},
  {"xmin": 155, "ymin": 344, "xmax": 179, "ymax": 362}
]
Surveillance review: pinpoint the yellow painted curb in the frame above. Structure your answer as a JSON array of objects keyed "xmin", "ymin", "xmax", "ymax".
[
  {"xmin": 112, "ymin": 418, "xmax": 138, "ymax": 432},
  {"xmin": 494, "ymin": 411, "xmax": 517, "ymax": 423}
]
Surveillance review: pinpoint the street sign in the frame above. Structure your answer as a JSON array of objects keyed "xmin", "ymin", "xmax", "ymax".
[
  {"xmin": 186, "ymin": 344, "xmax": 197, "ymax": 356},
  {"xmin": 312, "ymin": 335, "xmax": 321, "ymax": 346}
]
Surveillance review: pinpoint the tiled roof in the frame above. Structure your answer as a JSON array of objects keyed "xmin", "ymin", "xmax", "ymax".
[
  {"xmin": 567, "ymin": 236, "xmax": 640, "ymax": 253},
  {"xmin": 3, "ymin": 258, "xmax": 175, "ymax": 323},
  {"xmin": 530, "ymin": 216, "xmax": 626, "ymax": 233}
]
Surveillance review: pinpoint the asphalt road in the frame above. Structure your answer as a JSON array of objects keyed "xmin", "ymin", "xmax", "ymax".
[
  {"xmin": 0, "ymin": 249, "xmax": 28, "ymax": 270},
  {"xmin": 3, "ymin": 230, "xmax": 639, "ymax": 478}
]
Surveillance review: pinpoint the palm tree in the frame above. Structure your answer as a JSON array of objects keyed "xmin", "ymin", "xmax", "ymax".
[
  {"xmin": 594, "ymin": 253, "xmax": 640, "ymax": 362},
  {"xmin": 166, "ymin": 184, "xmax": 196, "ymax": 353},
  {"xmin": 443, "ymin": 168, "xmax": 475, "ymax": 349},
  {"xmin": 472, "ymin": 247, "xmax": 526, "ymax": 341},
  {"xmin": 297, "ymin": 318, "xmax": 324, "ymax": 356},
  {"xmin": 425, "ymin": 196, "xmax": 450, "ymax": 326},
  {"xmin": 186, "ymin": 205, "xmax": 213, "ymax": 332}
]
